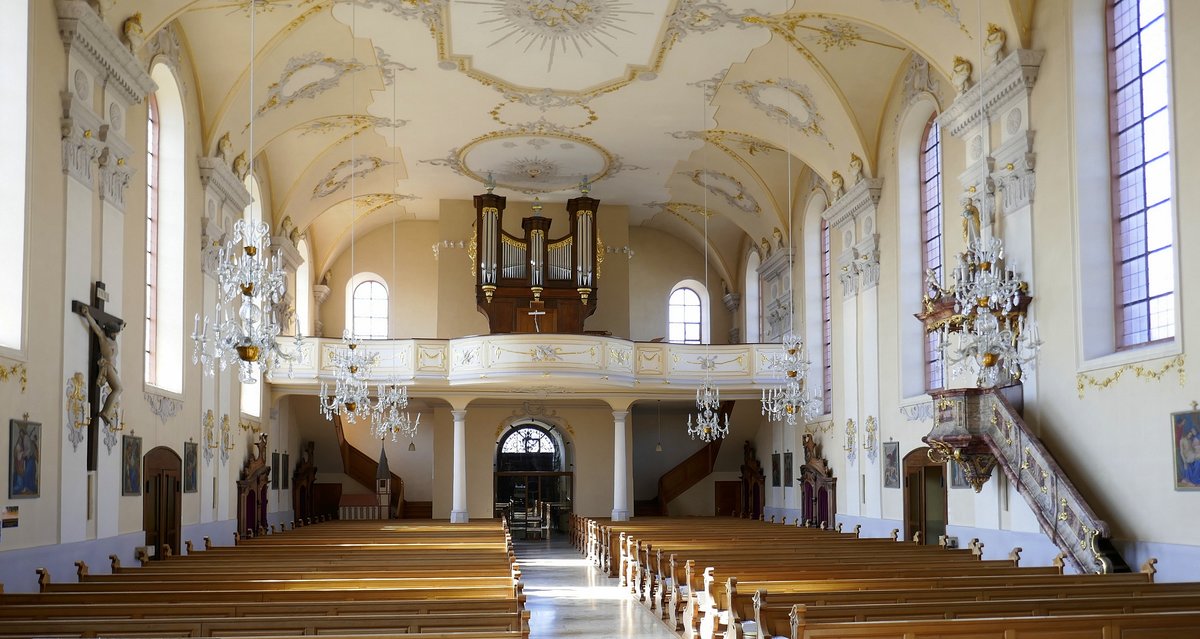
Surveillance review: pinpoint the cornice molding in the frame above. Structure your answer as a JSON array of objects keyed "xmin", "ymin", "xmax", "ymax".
[
  {"xmin": 56, "ymin": 0, "xmax": 155, "ymax": 105},
  {"xmin": 941, "ymin": 49, "xmax": 1043, "ymax": 139},
  {"xmin": 198, "ymin": 156, "xmax": 253, "ymax": 212},
  {"xmin": 821, "ymin": 178, "xmax": 882, "ymax": 230}
]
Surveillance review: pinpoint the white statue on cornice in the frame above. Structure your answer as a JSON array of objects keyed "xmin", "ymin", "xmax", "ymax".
[
  {"xmin": 216, "ymin": 133, "xmax": 232, "ymax": 165},
  {"xmin": 985, "ymin": 24, "xmax": 1007, "ymax": 66},
  {"xmin": 830, "ymin": 171, "xmax": 846, "ymax": 201},
  {"xmin": 952, "ymin": 56, "xmax": 973, "ymax": 94},
  {"xmin": 233, "ymin": 152, "xmax": 249, "ymax": 181},
  {"xmin": 849, "ymin": 154, "xmax": 864, "ymax": 185},
  {"xmin": 121, "ymin": 13, "xmax": 144, "ymax": 53}
]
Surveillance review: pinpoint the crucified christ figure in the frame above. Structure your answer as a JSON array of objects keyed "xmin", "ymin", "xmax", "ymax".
[{"xmin": 81, "ymin": 306, "xmax": 123, "ymax": 427}]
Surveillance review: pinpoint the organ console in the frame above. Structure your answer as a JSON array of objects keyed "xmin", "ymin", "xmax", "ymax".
[{"xmin": 474, "ymin": 182, "xmax": 600, "ymax": 334}]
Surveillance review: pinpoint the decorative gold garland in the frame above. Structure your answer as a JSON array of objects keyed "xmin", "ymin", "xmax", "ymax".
[
  {"xmin": 1075, "ymin": 354, "xmax": 1186, "ymax": 399},
  {"xmin": 0, "ymin": 361, "xmax": 27, "ymax": 393}
]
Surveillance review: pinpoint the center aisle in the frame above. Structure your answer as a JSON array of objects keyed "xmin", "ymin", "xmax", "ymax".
[{"xmin": 515, "ymin": 536, "xmax": 679, "ymax": 639}]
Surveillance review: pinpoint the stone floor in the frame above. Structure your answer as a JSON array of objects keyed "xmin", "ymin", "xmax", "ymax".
[{"xmin": 516, "ymin": 536, "xmax": 679, "ymax": 638}]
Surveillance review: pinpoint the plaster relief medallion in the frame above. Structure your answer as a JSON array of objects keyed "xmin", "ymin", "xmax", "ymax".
[
  {"xmin": 448, "ymin": 0, "xmax": 668, "ymax": 92},
  {"xmin": 73, "ymin": 69, "xmax": 90, "ymax": 100},
  {"xmin": 492, "ymin": 100, "xmax": 597, "ymax": 130},
  {"xmin": 843, "ymin": 229, "xmax": 853, "ymax": 247},
  {"xmin": 459, "ymin": 131, "xmax": 611, "ymax": 193},
  {"xmin": 108, "ymin": 103, "xmax": 122, "ymax": 132},
  {"xmin": 312, "ymin": 156, "xmax": 390, "ymax": 199},
  {"xmin": 862, "ymin": 215, "xmax": 874, "ymax": 235},
  {"xmin": 969, "ymin": 135, "xmax": 983, "ymax": 161},
  {"xmin": 735, "ymin": 78, "xmax": 830, "ymax": 146},
  {"xmin": 257, "ymin": 52, "xmax": 365, "ymax": 119},
  {"xmin": 686, "ymin": 169, "xmax": 760, "ymax": 215},
  {"xmin": 1006, "ymin": 108, "xmax": 1023, "ymax": 135}
]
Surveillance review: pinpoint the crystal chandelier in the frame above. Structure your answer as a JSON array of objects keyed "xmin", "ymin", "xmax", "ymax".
[
  {"xmin": 372, "ymin": 378, "xmax": 420, "ymax": 441},
  {"xmin": 761, "ymin": 332, "xmax": 822, "ymax": 425},
  {"xmin": 688, "ymin": 379, "xmax": 729, "ymax": 442},
  {"xmin": 192, "ymin": 3, "xmax": 290, "ymax": 385},
  {"xmin": 318, "ymin": 331, "xmax": 377, "ymax": 423},
  {"xmin": 936, "ymin": 205, "xmax": 1041, "ymax": 387},
  {"xmin": 193, "ymin": 220, "xmax": 289, "ymax": 384}
]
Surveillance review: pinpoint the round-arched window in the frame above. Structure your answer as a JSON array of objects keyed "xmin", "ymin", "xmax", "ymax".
[{"xmin": 497, "ymin": 425, "xmax": 561, "ymax": 471}]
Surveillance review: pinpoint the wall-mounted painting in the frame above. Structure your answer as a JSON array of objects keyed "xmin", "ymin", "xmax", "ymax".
[
  {"xmin": 271, "ymin": 452, "xmax": 280, "ymax": 490},
  {"xmin": 949, "ymin": 459, "xmax": 969, "ymax": 489},
  {"xmin": 1173, "ymin": 409, "xmax": 1200, "ymax": 490},
  {"xmin": 882, "ymin": 441, "xmax": 900, "ymax": 489},
  {"xmin": 183, "ymin": 442, "xmax": 198, "ymax": 493},
  {"xmin": 783, "ymin": 452, "xmax": 794, "ymax": 486},
  {"xmin": 8, "ymin": 418, "xmax": 40, "ymax": 498},
  {"xmin": 281, "ymin": 453, "xmax": 290, "ymax": 489},
  {"xmin": 771, "ymin": 453, "xmax": 781, "ymax": 487},
  {"xmin": 122, "ymin": 435, "xmax": 142, "ymax": 496}
]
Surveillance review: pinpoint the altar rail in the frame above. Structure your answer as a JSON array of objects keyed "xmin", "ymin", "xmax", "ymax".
[{"xmin": 267, "ymin": 336, "xmax": 789, "ymax": 395}]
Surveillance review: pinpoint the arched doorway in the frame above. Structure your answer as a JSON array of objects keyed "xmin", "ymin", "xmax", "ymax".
[
  {"xmin": 494, "ymin": 423, "xmax": 573, "ymax": 538},
  {"xmin": 143, "ymin": 446, "xmax": 181, "ymax": 559},
  {"xmin": 903, "ymin": 446, "xmax": 947, "ymax": 545}
]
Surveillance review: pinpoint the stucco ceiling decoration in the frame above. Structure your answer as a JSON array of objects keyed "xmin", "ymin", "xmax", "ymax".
[
  {"xmin": 648, "ymin": 201, "xmax": 714, "ymax": 219},
  {"xmin": 447, "ymin": 0, "xmax": 666, "ymax": 93},
  {"xmin": 670, "ymin": 129, "xmax": 779, "ymax": 157},
  {"xmin": 735, "ymin": 78, "xmax": 832, "ymax": 149},
  {"xmin": 373, "ymin": 45, "xmax": 417, "ymax": 84},
  {"xmin": 882, "ymin": 0, "xmax": 970, "ymax": 36},
  {"xmin": 355, "ymin": 192, "xmax": 419, "ymax": 215},
  {"xmin": 491, "ymin": 100, "xmax": 597, "ymax": 130},
  {"xmin": 192, "ymin": 0, "xmax": 296, "ymax": 17},
  {"xmin": 690, "ymin": 67, "xmax": 730, "ymax": 103},
  {"xmin": 458, "ymin": 131, "xmax": 610, "ymax": 193},
  {"xmin": 254, "ymin": 51, "xmax": 365, "ymax": 121},
  {"xmin": 685, "ymin": 169, "xmax": 760, "ymax": 216},
  {"xmin": 312, "ymin": 155, "xmax": 391, "ymax": 199},
  {"xmin": 296, "ymin": 114, "xmax": 408, "ymax": 141}
]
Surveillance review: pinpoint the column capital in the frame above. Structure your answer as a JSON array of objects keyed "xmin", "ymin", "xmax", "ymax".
[{"xmin": 451, "ymin": 409, "xmax": 469, "ymax": 421}]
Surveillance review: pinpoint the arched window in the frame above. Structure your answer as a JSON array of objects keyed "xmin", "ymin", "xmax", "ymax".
[
  {"xmin": 1110, "ymin": 0, "xmax": 1174, "ymax": 348},
  {"xmin": 744, "ymin": 251, "xmax": 761, "ymax": 343},
  {"xmin": 295, "ymin": 238, "xmax": 311, "ymax": 335},
  {"xmin": 351, "ymin": 276, "xmax": 388, "ymax": 339},
  {"xmin": 920, "ymin": 114, "xmax": 944, "ymax": 390},
  {"xmin": 0, "ymin": 0, "xmax": 27, "ymax": 351},
  {"xmin": 244, "ymin": 174, "xmax": 263, "ymax": 227},
  {"xmin": 145, "ymin": 63, "xmax": 185, "ymax": 393},
  {"xmin": 820, "ymin": 219, "xmax": 833, "ymax": 414},
  {"xmin": 496, "ymin": 424, "xmax": 562, "ymax": 473},
  {"xmin": 668, "ymin": 282, "xmax": 708, "ymax": 344},
  {"xmin": 500, "ymin": 426, "xmax": 558, "ymax": 454}
]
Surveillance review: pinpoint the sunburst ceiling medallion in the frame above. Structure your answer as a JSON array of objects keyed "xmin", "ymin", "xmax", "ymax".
[{"xmin": 449, "ymin": 0, "xmax": 670, "ymax": 92}]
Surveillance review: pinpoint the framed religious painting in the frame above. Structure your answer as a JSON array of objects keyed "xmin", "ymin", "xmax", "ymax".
[
  {"xmin": 882, "ymin": 441, "xmax": 901, "ymax": 489},
  {"xmin": 281, "ymin": 453, "xmax": 290, "ymax": 489},
  {"xmin": 949, "ymin": 459, "xmax": 969, "ymax": 489},
  {"xmin": 183, "ymin": 442, "xmax": 198, "ymax": 493},
  {"xmin": 8, "ymin": 418, "xmax": 41, "ymax": 498},
  {"xmin": 783, "ymin": 452, "xmax": 794, "ymax": 486},
  {"xmin": 122, "ymin": 435, "xmax": 142, "ymax": 496},
  {"xmin": 271, "ymin": 452, "xmax": 280, "ymax": 490},
  {"xmin": 771, "ymin": 453, "xmax": 781, "ymax": 487},
  {"xmin": 1172, "ymin": 409, "xmax": 1200, "ymax": 490}
]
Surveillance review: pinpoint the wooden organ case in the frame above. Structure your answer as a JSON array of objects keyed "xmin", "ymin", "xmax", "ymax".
[{"xmin": 474, "ymin": 188, "xmax": 600, "ymax": 334}]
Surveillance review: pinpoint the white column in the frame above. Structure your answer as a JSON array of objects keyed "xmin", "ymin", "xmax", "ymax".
[
  {"xmin": 450, "ymin": 409, "xmax": 468, "ymax": 523},
  {"xmin": 611, "ymin": 410, "xmax": 630, "ymax": 521}
]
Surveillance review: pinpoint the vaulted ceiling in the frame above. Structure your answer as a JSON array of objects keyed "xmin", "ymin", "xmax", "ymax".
[{"xmin": 106, "ymin": 0, "xmax": 1034, "ymax": 279}]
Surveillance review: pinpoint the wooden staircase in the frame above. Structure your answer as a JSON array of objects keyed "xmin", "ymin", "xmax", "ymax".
[
  {"xmin": 636, "ymin": 401, "xmax": 733, "ymax": 516},
  {"xmin": 332, "ymin": 414, "xmax": 406, "ymax": 518}
]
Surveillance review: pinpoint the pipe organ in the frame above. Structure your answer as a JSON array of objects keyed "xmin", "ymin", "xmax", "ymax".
[{"xmin": 474, "ymin": 188, "xmax": 600, "ymax": 334}]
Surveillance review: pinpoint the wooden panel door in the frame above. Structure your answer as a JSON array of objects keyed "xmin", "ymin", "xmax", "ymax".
[
  {"xmin": 903, "ymin": 447, "xmax": 947, "ymax": 546},
  {"xmin": 714, "ymin": 480, "xmax": 741, "ymax": 516},
  {"xmin": 143, "ymin": 446, "xmax": 181, "ymax": 559}
]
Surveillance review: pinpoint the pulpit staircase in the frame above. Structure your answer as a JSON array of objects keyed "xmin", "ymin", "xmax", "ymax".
[{"xmin": 924, "ymin": 386, "xmax": 1130, "ymax": 574}]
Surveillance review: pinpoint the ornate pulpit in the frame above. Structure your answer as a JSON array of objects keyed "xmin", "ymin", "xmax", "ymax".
[{"xmin": 474, "ymin": 187, "xmax": 599, "ymax": 334}]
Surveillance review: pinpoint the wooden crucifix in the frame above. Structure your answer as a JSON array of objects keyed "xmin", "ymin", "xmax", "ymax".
[{"xmin": 72, "ymin": 281, "xmax": 125, "ymax": 471}]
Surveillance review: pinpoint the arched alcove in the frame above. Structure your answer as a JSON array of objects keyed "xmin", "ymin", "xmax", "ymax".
[{"xmin": 494, "ymin": 420, "xmax": 574, "ymax": 538}]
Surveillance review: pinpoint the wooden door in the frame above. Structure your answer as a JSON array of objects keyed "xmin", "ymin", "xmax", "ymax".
[
  {"xmin": 143, "ymin": 446, "xmax": 181, "ymax": 559},
  {"xmin": 714, "ymin": 480, "xmax": 741, "ymax": 516},
  {"xmin": 903, "ymin": 447, "xmax": 946, "ymax": 545}
]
